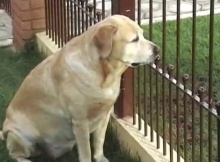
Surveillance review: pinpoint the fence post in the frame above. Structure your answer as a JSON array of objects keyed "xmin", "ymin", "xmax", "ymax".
[{"xmin": 112, "ymin": 0, "xmax": 135, "ymax": 118}]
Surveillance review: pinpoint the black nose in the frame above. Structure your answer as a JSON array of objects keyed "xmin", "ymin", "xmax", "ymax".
[{"xmin": 153, "ymin": 46, "xmax": 160, "ymax": 55}]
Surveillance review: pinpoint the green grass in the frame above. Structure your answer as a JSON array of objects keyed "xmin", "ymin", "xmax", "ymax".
[
  {"xmin": 135, "ymin": 15, "xmax": 220, "ymax": 161},
  {"xmin": 0, "ymin": 48, "xmax": 140, "ymax": 162},
  {"xmin": 142, "ymin": 14, "xmax": 220, "ymax": 98}
]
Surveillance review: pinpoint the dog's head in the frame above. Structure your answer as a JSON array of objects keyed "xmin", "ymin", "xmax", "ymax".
[{"xmin": 93, "ymin": 15, "xmax": 159, "ymax": 67}]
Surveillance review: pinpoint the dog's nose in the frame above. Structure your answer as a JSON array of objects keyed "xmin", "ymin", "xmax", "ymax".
[{"xmin": 153, "ymin": 45, "xmax": 160, "ymax": 55}]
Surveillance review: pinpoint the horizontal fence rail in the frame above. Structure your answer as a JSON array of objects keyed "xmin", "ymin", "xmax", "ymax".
[
  {"xmin": 0, "ymin": 0, "xmax": 11, "ymax": 15},
  {"xmin": 45, "ymin": 0, "xmax": 220, "ymax": 161}
]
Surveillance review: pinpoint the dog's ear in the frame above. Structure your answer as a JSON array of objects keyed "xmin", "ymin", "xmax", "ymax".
[{"xmin": 93, "ymin": 24, "xmax": 117, "ymax": 58}]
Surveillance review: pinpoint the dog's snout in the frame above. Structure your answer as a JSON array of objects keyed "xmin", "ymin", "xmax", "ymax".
[{"xmin": 153, "ymin": 45, "xmax": 160, "ymax": 55}]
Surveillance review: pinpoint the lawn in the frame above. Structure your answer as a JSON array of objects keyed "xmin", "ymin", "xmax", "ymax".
[
  {"xmin": 142, "ymin": 14, "xmax": 220, "ymax": 98},
  {"xmin": 135, "ymin": 14, "xmax": 220, "ymax": 161},
  {"xmin": 0, "ymin": 48, "xmax": 140, "ymax": 162}
]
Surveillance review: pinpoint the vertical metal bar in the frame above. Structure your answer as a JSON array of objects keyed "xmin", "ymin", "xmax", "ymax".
[
  {"xmin": 63, "ymin": 0, "xmax": 67, "ymax": 44},
  {"xmin": 7, "ymin": 0, "xmax": 8, "ymax": 13},
  {"xmin": 10, "ymin": 0, "xmax": 11, "ymax": 15},
  {"xmin": 149, "ymin": 66, "xmax": 153, "ymax": 142},
  {"xmin": 58, "ymin": 0, "xmax": 61, "ymax": 48},
  {"xmin": 85, "ymin": 0, "xmax": 88, "ymax": 28},
  {"xmin": 133, "ymin": 68, "xmax": 136, "ymax": 125},
  {"xmin": 102, "ymin": 0, "xmax": 105, "ymax": 19},
  {"xmin": 2, "ymin": 0, "xmax": 4, "ymax": 9},
  {"xmin": 2, "ymin": 0, "xmax": 3, "ymax": 8},
  {"xmin": 50, "ymin": 0, "xmax": 53, "ymax": 38},
  {"xmin": 137, "ymin": 0, "xmax": 142, "ymax": 129},
  {"xmin": 149, "ymin": 0, "xmax": 153, "ymax": 41},
  {"xmin": 74, "ymin": 0, "xmax": 78, "ymax": 36},
  {"xmin": 144, "ymin": 66, "xmax": 147, "ymax": 135},
  {"xmin": 7, "ymin": 0, "xmax": 10, "ymax": 15},
  {"xmin": 176, "ymin": 0, "xmax": 181, "ymax": 161},
  {"xmin": 48, "ymin": 0, "xmax": 52, "ymax": 38},
  {"xmin": 149, "ymin": 0, "xmax": 153, "ymax": 143},
  {"xmin": 133, "ymin": 0, "xmax": 137, "ymax": 124},
  {"xmin": 141, "ymin": 0, "xmax": 147, "ymax": 134},
  {"xmin": 138, "ymin": 67, "xmax": 142, "ymax": 130},
  {"xmin": 55, "ymin": 0, "xmax": 58, "ymax": 45},
  {"xmin": 191, "ymin": 0, "xmax": 197, "ymax": 160},
  {"xmin": 86, "ymin": 5, "xmax": 89, "ymax": 30},
  {"xmin": 137, "ymin": 0, "xmax": 141, "ymax": 25},
  {"xmin": 93, "ymin": 0, "xmax": 96, "ymax": 21},
  {"xmin": 45, "ymin": 0, "xmax": 49, "ymax": 35},
  {"xmin": 70, "ymin": 0, "xmax": 74, "ymax": 38},
  {"xmin": 168, "ymin": 65, "xmax": 174, "ymax": 162},
  {"xmin": 8, "ymin": 0, "xmax": 9, "ymax": 14},
  {"xmin": 60, "ymin": 0, "xmax": 64, "ymax": 47},
  {"xmin": 142, "ymin": 0, "xmax": 147, "ymax": 134},
  {"xmin": 111, "ymin": 0, "xmax": 113, "ymax": 15},
  {"xmin": 9, "ymin": 0, "xmax": 11, "ymax": 15},
  {"xmin": 182, "ymin": 74, "xmax": 189, "ymax": 162},
  {"xmin": 67, "ymin": 0, "xmax": 70, "ymax": 41},
  {"xmin": 198, "ymin": 87, "xmax": 205, "ymax": 162},
  {"xmin": 78, "ymin": 0, "xmax": 81, "ymax": 35},
  {"xmin": 162, "ymin": 0, "xmax": 167, "ymax": 155},
  {"xmin": 208, "ymin": 0, "xmax": 215, "ymax": 161},
  {"xmin": 155, "ymin": 57, "xmax": 160, "ymax": 149},
  {"xmin": 51, "ymin": 0, "xmax": 55, "ymax": 41},
  {"xmin": 143, "ymin": 0, "xmax": 148, "ymax": 133},
  {"xmin": 81, "ymin": 0, "xmax": 85, "ymax": 33}
]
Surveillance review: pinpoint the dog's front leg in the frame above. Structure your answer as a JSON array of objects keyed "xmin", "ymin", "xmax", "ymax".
[
  {"xmin": 73, "ymin": 120, "xmax": 92, "ymax": 162},
  {"xmin": 93, "ymin": 110, "xmax": 111, "ymax": 162}
]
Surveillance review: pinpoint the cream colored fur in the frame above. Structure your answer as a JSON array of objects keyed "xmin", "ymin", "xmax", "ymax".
[{"xmin": 0, "ymin": 15, "xmax": 159, "ymax": 162}]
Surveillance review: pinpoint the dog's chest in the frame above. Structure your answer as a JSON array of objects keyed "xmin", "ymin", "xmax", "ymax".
[
  {"xmin": 101, "ymin": 86, "xmax": 119, "ymax": 100},
  {"xmin": 85, "ymin": 82, "xmax": 120, "ymax": 119},
  {"xmin": 94, "ymin": 80, "xmax": 120, "ymax": 102}
]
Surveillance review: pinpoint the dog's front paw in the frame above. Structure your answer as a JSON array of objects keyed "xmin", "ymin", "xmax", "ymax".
[{"xmin": 94, "ymin": 155, "xmax": 109, "ymax": 162}]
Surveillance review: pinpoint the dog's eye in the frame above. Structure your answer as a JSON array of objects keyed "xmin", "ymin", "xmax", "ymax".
[{"xmin": 131, "ymin": 36, "xmax": 139, "ymax": 42}]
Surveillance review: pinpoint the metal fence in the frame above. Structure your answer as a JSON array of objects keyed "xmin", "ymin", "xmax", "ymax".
[
  {"xmin": 44, "ymin": 0, "xmax": 220, "ymax": 162},
  {"xmin": 0, "ymin": 0, "xmax": 11, "ymax": 15},
  {"xmin": 44, "ymin": 0, "xmax": 107, "ymax": 48}
]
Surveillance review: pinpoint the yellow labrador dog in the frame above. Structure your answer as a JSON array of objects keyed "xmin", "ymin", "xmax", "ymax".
[{"xmin": 0, "ymin": 15, "xmax": 159, "ymax": 162}]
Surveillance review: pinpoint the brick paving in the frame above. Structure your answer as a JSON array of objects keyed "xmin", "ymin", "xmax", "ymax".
[{"xmin": 1, "ymin": 0, "xmax": 220, "ymax": 47}]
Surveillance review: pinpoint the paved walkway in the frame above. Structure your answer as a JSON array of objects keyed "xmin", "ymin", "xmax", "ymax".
[
  {"xmin": 1, "ymin": 0, "xmax": 220, "ymax": 48},
  {"xmin": 94, "ymin": 0, "xmax": 220, "ymax": 23},
  {"xmin": 0, "ymin": 9, "xmax": 12, "ymax": 47}
]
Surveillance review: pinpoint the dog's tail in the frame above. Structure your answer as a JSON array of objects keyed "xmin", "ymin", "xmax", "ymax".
[{"xmin": 0, "ymin": 130, "xmax": 4, "ymax": 140}]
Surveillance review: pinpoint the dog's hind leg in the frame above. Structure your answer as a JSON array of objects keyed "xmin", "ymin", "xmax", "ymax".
[{"xmin": 6, "ymin": 132, "xmax": 33, "ymax": 162}]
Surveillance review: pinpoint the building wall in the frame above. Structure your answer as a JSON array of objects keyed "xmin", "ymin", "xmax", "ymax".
[{"xmin": 11, "ymin": 0, "xmax": 45, "ymax": 50}]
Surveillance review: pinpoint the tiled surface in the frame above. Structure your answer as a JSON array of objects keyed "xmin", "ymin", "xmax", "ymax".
[
  {"xmin": 92, "ymin": 0, "xmax": 220, "ymax": 19},
  {"xmin": 0, "ymin": 9, "xmax": 12, "ymax": 47},
  {"xmin": 1, "ymin": 0, "xmax": 220, "ymax": 48}
]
